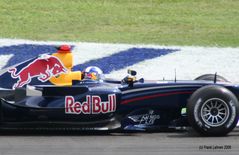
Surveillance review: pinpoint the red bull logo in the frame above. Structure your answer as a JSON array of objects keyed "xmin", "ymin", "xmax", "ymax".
[
  {"xmin": 8, "ymin": 55, "xmax": 67, "ymax": 89},
  {"xmin": 65, "ymin": 94, "xmax": 117, "ymax": 114}
]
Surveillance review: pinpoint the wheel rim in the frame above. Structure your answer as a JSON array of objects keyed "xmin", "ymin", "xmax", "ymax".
[{"xmin": 200, "ymin": 98, "xmax": 230, "ymax": 127}]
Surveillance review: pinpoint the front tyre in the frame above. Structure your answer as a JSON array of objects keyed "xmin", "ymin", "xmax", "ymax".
[
  {"xmin": 187, "ymin": 85, "xmax": 239, "ymax": 136},
  {"xmin": 194, "ymin": 74, "xmax": 229, "ymax": 82}
]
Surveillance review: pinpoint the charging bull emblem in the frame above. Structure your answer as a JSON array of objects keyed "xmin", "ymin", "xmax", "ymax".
[{"xmin": 8, "ymin": 55, "xmax": 67, "ymax": 89}]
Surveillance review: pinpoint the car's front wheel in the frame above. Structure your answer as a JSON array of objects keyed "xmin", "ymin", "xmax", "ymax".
[{"xmin": 187, "ymin": 85, "xmax": 239, "ymax": 136}]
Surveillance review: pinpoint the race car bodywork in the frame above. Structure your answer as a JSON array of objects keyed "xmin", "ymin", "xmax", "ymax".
[{"xmin": 0, "ymin": 54, "xmax": 239, "ymax": 136}]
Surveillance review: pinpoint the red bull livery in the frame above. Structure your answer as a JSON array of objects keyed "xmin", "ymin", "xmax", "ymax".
[
  {"xmin": 8, "ymin": 55, "xmax": 67, "ymax": 89},
  {"xmin": 65, "ymin": 94, "xmax": 117, "ymax": 114}
]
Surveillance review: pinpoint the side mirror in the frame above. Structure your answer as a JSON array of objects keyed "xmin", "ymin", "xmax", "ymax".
[
  {"xmin": 128, "ymin": 69, "xmax": 137, "ymax": 76},
  {"xmin": 138, "ymin": 78, "xmax": 144, "ymax": 83}
]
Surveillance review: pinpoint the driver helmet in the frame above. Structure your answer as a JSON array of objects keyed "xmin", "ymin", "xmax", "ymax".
[{"xmin": 83, "ymin": 66, "xmax": 104, "ymax": 80}]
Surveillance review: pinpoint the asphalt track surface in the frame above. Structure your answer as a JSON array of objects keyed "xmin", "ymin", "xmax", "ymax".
[{"xmin": 0, "ymin": 128, "xmax": 238, "ymax": 155}]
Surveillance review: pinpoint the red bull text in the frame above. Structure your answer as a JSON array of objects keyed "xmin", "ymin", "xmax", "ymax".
[
  {"xmin": 8, "ymin": 55, "xmax": 67, "ymax": 89},
  {"xmin": 65, "ymin": 94, "xmax": 117, "ymax": 114}
]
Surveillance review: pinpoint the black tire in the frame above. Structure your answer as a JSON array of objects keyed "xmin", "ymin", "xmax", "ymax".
[
  {"xmin": 187, "ymin": 85, "xmax": 239, "ymax": 136},
  {"xmin": 194, "ymin": 74, "xmax": 229, "ymax": 82}
]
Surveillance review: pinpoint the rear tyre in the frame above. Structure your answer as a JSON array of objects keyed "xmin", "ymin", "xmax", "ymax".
[
  {"xmin": 194, "ymin": 74, "xmax": 229, "ymax": 82},
  {"xmin": 187, "ymin": 85, "xmax": 239, "ymax": 136}
]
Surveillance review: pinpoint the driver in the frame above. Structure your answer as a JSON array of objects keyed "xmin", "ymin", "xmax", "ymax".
[{"xmin": 83, "ymin": 66, "xmax": 104, "ymax": 81}]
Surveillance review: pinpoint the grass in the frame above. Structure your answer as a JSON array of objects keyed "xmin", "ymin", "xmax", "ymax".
[{"xmin": 0, "ymin": 0, "xmax": 239, "ymax": 46}]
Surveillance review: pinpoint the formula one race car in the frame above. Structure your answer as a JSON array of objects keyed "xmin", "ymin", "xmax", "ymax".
[{"xmin": 0, "ymin": 51, "xmax": 239, "ymax": 136}]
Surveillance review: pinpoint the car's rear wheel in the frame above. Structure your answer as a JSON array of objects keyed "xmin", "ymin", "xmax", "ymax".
[
  {"xmin": 187, "ymin": 85, "xmax": 239, "ymax": 136},
  {"xmin": 194, "ymin": 74, "xmax": 229, "ymax": 82}
]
